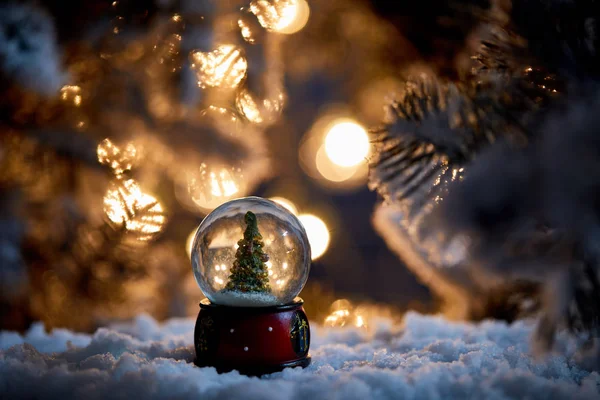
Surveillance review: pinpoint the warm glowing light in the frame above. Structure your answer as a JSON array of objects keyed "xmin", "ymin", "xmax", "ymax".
[
  {"xmin": 97, "ymin": 138, "xmax": 138, "ymax": 176},
  {"xmin": 103, "ymin": 179, "xmax": 166, "ymax": 241},
  {"xmin": 324, "ymin": 299, "xmax": 368, "ymax": 328},
  {"xmin": 355, "ymin": 315, "xmax": 365, "ymax": 328},
  {"xmin": 236, "ymin": 88, "xmax": 285, "ymax": 125},
  {"xmin": 238, "ymin": 17, "xmax": 256, "ymax": 44},
  {"xmin": 60, "ymin": 85, "xmax": 82, "ymax": 107},
  {"xmin": 276, "ymin": 0, "xmax": 310, "ymax": 34},
  {"xmin": 324, "ymin": 309, "xmax": 350, "ymax": 327},
  {"xmin": 250, "ymin": 0, "xmax": 309, "ymax": 34},
  {"xmin": 190, "ymin": 44, "xmax": 247, "ymax": 89},
  {"xmin": 187, "ymin": 164, "xmax": 242, "ymax": 211},
  {"xmin": 324, "ymin": 120, "xmax": 369, "ymax": 167},
  {"xmin": 269, "ymin": 197, "xmax": 298, "ymax": 215},
  {"xmin": 298, "ymin": 214, "xmax": 329, "ymax": 260},
  {"xmin": 315, "ymin": 145, "xmax": 359, "ymax": 182}
]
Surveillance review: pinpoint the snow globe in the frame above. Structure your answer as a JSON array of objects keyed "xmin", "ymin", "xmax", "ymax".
[{"xmin": 191, "ymin": 196, "xmax": 311, "ymax": 374}]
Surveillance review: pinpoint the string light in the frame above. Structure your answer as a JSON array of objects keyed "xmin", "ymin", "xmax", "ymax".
[
  {"xmin": 103, "ymin": 179, "xmax": 166, "ymax": 242},
  {"xmin": 190, "ymin": 44, "xmax": 248, "ymax": 89},
  {"xmin": 298, "ymin": 214, "xmax": 330, "ymax": 260},
  {"xmin": 324, "ymin": 120, "xmax": 370, "ymax": 167},
  {"xmin": 269, "ymin": 197, "xmax": 298, "ymax": 215}
]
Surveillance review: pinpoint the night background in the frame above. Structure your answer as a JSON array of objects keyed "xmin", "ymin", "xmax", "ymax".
[{"xmin": 1, "ymin": 0, "xmax": 599, "ymax": 398}]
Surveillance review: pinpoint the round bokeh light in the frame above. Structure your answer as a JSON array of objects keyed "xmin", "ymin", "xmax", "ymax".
[{"xmin": 324, "ymin": 120, "xmax": 369, "ymax": 167}]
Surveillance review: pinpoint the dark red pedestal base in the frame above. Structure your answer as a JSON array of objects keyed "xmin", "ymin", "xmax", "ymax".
[{"xmin": 194, "ymin": 297, "xmax": 310, "ymax": 375}]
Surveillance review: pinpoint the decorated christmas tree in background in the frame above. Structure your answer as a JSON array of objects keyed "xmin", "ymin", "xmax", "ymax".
[{"xmin": 225, "ymin": 211, "xmax": 271, "ymax": 293}]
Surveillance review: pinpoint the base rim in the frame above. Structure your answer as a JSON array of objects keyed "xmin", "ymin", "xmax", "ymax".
[
  {"xmin": 193, "ymin": 355, "xmax": 311, "ymax": 376},
  {"xmin": 199, "ymin": 297, "xmax": 304, "ymax": 312}
]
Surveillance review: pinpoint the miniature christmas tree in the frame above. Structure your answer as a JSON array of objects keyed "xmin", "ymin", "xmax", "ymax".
[{"xmin": 225, "ymin": 211, "xmax": 271, "ymax": 293}]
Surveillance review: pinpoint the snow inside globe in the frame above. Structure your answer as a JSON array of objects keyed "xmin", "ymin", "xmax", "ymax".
[{"xmin": 191, "ymin": 197, "xmax": 311, "ymax": 307}]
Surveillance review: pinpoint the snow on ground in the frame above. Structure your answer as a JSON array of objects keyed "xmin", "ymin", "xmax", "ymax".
[{"xmin": 1, "ymin": 312, "xmax": 599, "ymax": 400}]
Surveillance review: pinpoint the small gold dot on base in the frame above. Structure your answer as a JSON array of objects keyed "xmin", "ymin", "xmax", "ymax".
[
  {"xmin": 268, "ymin": 327, "xmax": 273, "ymax": 332},
  {"xmin": 244, "ymin": 347, "xmax": 249, "ymax": 351}
]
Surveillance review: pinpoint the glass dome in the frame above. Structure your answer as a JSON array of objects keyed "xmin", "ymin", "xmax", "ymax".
[{"xmin": 191, "ymin": 197, "xmax": 311, "ymax": 307}]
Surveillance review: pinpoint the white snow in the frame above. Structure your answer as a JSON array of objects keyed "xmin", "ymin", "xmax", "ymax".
[
  {"xmin": 211, "ymin": 290, "xmax": 279, "ymax": 307},
  {"xmin": 1, "ymin": 312, "xmax": 599, "ymax": 399}
]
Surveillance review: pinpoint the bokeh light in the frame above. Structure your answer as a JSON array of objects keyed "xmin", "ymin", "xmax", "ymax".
[
  {"xmin": 187, "ymin": 163, "xmax": 243, "ymax": 212},
  {"xmin": 324, "ymin": 120, "xmax": 370, "ymax": 167},
  {"xmin": 250, "ymin": 0, "xmax": 309, "ymax": 34},
  {"xmin": 60, "ymin": 85, "xmax": 82, "ymax": 107},
  {"xmin": 298, "ymin": 213, "xmax": 330, "ymax": 260},
  {"xmin": 190, "ymin": 44, "xmax": 248, "ymax": 89},
  {"xmin": 103, "ymin": 179, "xmax": 166, "ymax": 242},
  {"xmin": 97, "ymin": 138, "xmax": 139, "ymax": 176},
  {"xmin": 275, "ymin": 0, "xmax": 310, "ymax": 34},
  {"xmin": 269, "ymin": 196, "xmax": 298, "ymax": 215},
  {"xmin": 236, "ymin": 88, "xmax": 285, "ymax": 126},
  {"xmin": 299, "ymin": 112, "xmax": 370, "ymax": 190},
  {"xmin": 324, "ymin": 299, "xmax": 368, "ymax": 329},
  {"xmin": 315, "ymin": 144, "xmax": 359, "ymax": 182}
]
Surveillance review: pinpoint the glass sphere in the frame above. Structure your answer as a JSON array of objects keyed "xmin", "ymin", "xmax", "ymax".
[{"xmin": 191, "ymin": 197, "xmax": 311, "ymax": 307}]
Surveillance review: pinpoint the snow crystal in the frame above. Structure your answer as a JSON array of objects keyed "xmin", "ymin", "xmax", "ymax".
[{"xmin": 1, "ymin": 312, "xmax": 599, "ymax": 399}]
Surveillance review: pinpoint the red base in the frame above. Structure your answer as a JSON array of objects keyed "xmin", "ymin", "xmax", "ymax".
[{"xmin": 193, "ymin": 297, "xmax": 311, "ymax": 375}]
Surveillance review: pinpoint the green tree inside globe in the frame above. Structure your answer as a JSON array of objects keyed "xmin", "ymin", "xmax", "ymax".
[{"xmin": 224, "ymin": 211, "xmax": 272, "ymax": 293}]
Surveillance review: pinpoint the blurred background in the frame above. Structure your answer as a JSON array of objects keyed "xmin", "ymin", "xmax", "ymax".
[{"xmin": 0, "ymin": 0, "xmax": 438, "ymax": 332}]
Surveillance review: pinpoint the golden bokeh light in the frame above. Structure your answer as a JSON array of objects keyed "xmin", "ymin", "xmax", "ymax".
[
  {"xmin": 60, "ymin": 85, "xmax": 82, "ymax": 107},
  {"xmin": 324, "ymin": 299, "xmax": 368, "ymax": 329},
  {"xmin": 324, "ymin": 120, "xmax": 370, "ymax": 167},
  {"xmin": 315, "ymin": 144, "xmax": 360, "ymax": 182},
  {"xmin": 103, "ymin": 179, "xmax": 166, "ymax": 242},
  {"xmin": 269, "ymin": 196, "xmax": 298, "ymax": 215},
  {"xmin": 187, "ymin": 163, "xmax": 242, "ymax": 211},
  {"xmin": 236, "ymin": 88, "xmax": 285, "ymax": 125},
  {"xmin": 238, "ymin": 16, "xmax": 257, "ymax": 44},
  {"xmin": 298, "ymin": 213, "xmax": 330, "ymax": 260},
  {"xmin": 251, "ymin": 0, "xmax": 309, "ymax": 35},
  {"xmin": 190, "ymin": 44, "xmax": 248, "ymax": 89},
  {"xmin": 251, "ymin": 0, "xmax": 291, "ymax": 31},
  {"xmin": 299, "ymin": 111, "xmax": 370, "ymax": 190},
  {"xmin": 275, "ymin": 0, "xmax": 310, "ymax": 34},
  {"xmin": 97, "ymin": 138, "xmax": 139, "ymax": 176}
]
